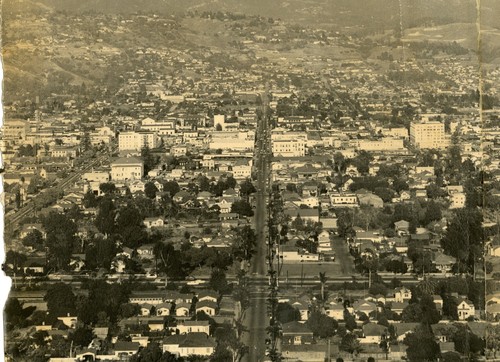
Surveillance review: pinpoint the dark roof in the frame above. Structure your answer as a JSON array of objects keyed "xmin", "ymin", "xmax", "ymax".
[
  {"xmin": 114, "ymin": 341, "xmax": 140, "ymax": 352},
  {"xmin": 282, "ymin": 321, "xmax": 313, "ymax": 335}
]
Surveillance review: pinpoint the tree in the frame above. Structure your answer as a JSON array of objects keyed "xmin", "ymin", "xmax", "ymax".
[
  {"xmin": 5, "ymin": 297, "xmax": 35, "ymax": 331},
  {"xmin": 141, "ymin": 145, "xmax": 159, "ymax": 175},
  {"xmin": 230, "ymin": 199, "xmax": 254, "ymax": 217},
  {"xmin": 319, "ymin": 272, "xmax": 327, "ymax": 301},
  {"xmin": 213, "ymin": 324, "xmax": 247, "ymax": 362},
  {"xmin": 129, "ymin": 341, "xmax": 165, "ymax": 362},
  {"xmin": 162, "ymin": 181, "xmax": 180, "ymax": 197},
  {"xmin": 85, "ymin": 236, "xmax": 117, "ymax": 270},
  {"xmin": 423, "ymin": 200, "xmax": 442, "ymax": 226},
  {"xmin": 44, "ymin": 283, "xmax": 76, "ymax": 317},
  {"xmin": 353, "ymin": 151, "xmax": 373, "ymax": 174},
  {"xmin": 307, "ymin": 311, "xmax": 338, "ymax": 339},
  {"xmin": 144, "ymin": 182, "xmax": 158, "ymax": 199},
  {"xmin": 95, "ymin": 196, "xmax": 116, "ymax": 236},
  {"xmin": 340, "ymin": 333, "xmax": 362, "ymax": 356},
  {"xmin": 276, "ymin": 303, "xmax": 301, "ymax": 324},
  {"xmin": 385, "ymin": 259, "xmax": 408, "ymax": 274},
  {"xmin": 486, "ymin": 324, "xmax": 500, "ymax": 359},
  {"xmin": 452, "ymin": 324, "xmax": 485, "ymax": 357},
  {"xmin": 23, "ymin": 229, "xmax": 44, "ymax": 250},
  {"xmin": 441, "ymin": 208, "xmax": 483, "ymax": 271},
  {"xmin": 42, "ymin": 212, "xmax": 77, "ymax": 270},
  {"xmin": 209, "ymin": 268, "xmax": 230, "ymax": 294},
  {"xmin": 99, "ymin": 182, "xmax": 116, "ymax": 195},
  {"xmin": 239, "ymin": 179, "xmax": 256, "ymax": 198},
  {"xmin": 5, "ymin": 250, "xmax": 27, "ymax": 272},
  {"xmin": 404, "ymin": 325, "xmax": 440, "ymax": 362},
  {"xmin": 69, "ymin": 326, "xmax": 94, "ymax": 348},
  {"xmin": 115, "ymin": 205, "xmax": 147, "ymax": 249},
  {"xmin": 231, "ymin": 225, "xmax": 256, "ymax": 261}
]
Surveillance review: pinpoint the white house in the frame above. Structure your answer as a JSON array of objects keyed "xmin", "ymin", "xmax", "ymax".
[{"xmin": 457, "ymin": 298, "xmax": 475, "ymax": 320}]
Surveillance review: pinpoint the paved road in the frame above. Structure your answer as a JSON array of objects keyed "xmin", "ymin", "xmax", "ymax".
[
  {"xmin": 331, "ymin": 236, "xmax": 355, "ymax": 275},
  {"xmin": 242, "ymin": 88, "xmax": 270, "ymax": 362},
  {"xmin": 5, "ymin": 149, "xmax": 113, "ymax": 231}
]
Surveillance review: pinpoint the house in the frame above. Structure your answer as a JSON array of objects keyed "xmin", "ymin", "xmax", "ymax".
[
  {"xmin": 140, "ymin": 303, "xmax": 154, "ymax": 316},
  {"xmin": 20, "ymin": 223, "xmax": 46, "ymax": 239},
  {"xmin": 291, "ymin": 300, "xmax": 309, "ymax": 321},
  {"xmin": 360, "ymin": 323, "xmax": 388, "ymax": 344},
  {"xmin": 175, "ymin": 303, "xmax": 191, "ymax": 317},
  {"xmin": 195, "ymin": 300, "xmax": 217, "ymax": 316},
  {"xmin": 394, "ymin": 287, "xmax": 412, "ymax": 303},
  {"xmin": 114, "ymin": 341, "xmax": 141, "ymax": 357},
  {"xmin": 457, "ymin": 298, "xmax": 475, "ymax": 320},
  {"xmin": 284, "ymin": 208, "xmax": 320, "ymax": 223},
  {"xmin": 144, "ymin": 217, "xmax": 165, "ymax": 229},
  {"xmin": 490, "ymin": 246, "xmax": 500, "ymax": 257},
  {"xmin": 148, "ymin": 319, "xmax": 165, "ymax": 332},
  {"xmin": 325, "ymin": 301, "xmax": 345, "ymax": 320},
  {"xmin": 173, "ymin": 190, "xmax": 192, "ymax": 204},
  {"xmin": 217, "ymin": 199, "xmax": 233, "ymax": 214},
  {"xmin": 281, "ymin": 321, "xmax": 314, "ymax": 345},
  {"xmin": 152, "ymin": 303, "xmax": 170, "ymax": 318},
  {"xmin": 196, "ymin": 290, "xmax": 218, "ymax": 303},
  {"xmin": 175, "ymin": 320, "xmax": 210, "ymax": 335},
  {"xmin": 57, "ymin": 314, "xmax": 78, "ymax": 328},
  {"xmin": 357, "ymin": 192, "xmax": 384, "ymax": 208},
  {"xmin": 433, "ymin": 252, "xmax": 456, "ymax": 273},
  {"xmin": 394, "ymin": 220, "xmax": 410, "ymax": 235},
  {"xmin": 281, "ymin": 245, "xmax": 320, "ymax": 262},
  {"xmin": 162, "ymin": 332, "xmax": 216, "ymax": 357},
  {"xmin": 390, "ymin": 302, "xmax": 409, "ymax": 316},
  {"xmin": 433, "ymin": 295, "xmax": 443, "ymax": 314},
  {"xmin": 165, "ymin": 292, "xmax": 194, "ymax": 304},
  {"xmin": 352, "ymin": 300, "xmax": 377, "ymax": 316},
  {"xmin": 137, "ymin": 244, "xmax": 155, "ymax": 258},
  {"xmin": 394, "ymin": 323, "xmax": 419, "ymax": 342}
]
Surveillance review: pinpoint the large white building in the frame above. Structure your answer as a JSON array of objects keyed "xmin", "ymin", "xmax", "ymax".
[
  {"xmin": 209, "ymin": 131, "xmax": 254, "ymax": 151},
  {"xmin": 410, "ymin": 121, "xmax": 448, "ymax": 149},
  {"xmin": 118, "ymin": 131, "xmax": 160, "ymax": 151},
  {"xmin": 140, "ymin": 117, "xmax": 176, "ymax": 135},
  {"xmin": 357, "ymin": 138, "xmax": 405, "ymax": 152},
  {"xmin": 272, "ymin": 139, "xmax": 306, "ymax": 157},
  {"xmin": 111, "ymin": 157, "xmax": 144, "ymax": 181},
  {"xmin": 271, "ymin": 130, "xmax": 307, "ymax": 157}
]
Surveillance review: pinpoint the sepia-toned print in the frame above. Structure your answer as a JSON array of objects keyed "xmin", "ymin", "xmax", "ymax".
[{"xmin": 2, "ymin": 1, "xmax": 500, "ymax": 361}]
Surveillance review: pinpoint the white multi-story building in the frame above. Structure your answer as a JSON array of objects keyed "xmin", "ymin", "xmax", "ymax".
[
  {"xmin": 118, "ymin": 131, "xmax": 160, "ymax": 151},
  {"xmin": 272, "ymin": 139, "xmax": 306, "ymax": 157},
  {"xmin": 111, "ymin": 157, "xmax": 144, "ymax": 181},
  {"xmin": 410, "ymin": 121, "xmax": 449, "ymax": 149}
]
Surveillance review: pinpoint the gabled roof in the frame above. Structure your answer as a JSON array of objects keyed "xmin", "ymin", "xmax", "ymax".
[
  {"xmin": 196, "ymin": 300, "xmax": 218, "ymax": 310},
  {"xmin": 114, "ymin": 341, "xmax": 140, "ymax": 352},
  {"xmin": 394, "ymin": 322, "xmax": 419, "ymax": 337},
  {"xmin": 282, "ymin": 321, "xmax": 313, "ymax": 335},
  {"xmin": 362, "ymin": 323, "xmax": 387, "ymax": 336}
]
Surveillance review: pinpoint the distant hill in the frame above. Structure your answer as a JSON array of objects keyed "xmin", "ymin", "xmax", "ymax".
[{"xmin": 5, "ymin": 0, "xmax": 495, "ymax": 31}]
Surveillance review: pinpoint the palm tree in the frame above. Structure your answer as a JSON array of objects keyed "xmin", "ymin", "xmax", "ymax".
[{"xmin": 319, "ymin": 272, "xmax": 327, "ymax": 301}]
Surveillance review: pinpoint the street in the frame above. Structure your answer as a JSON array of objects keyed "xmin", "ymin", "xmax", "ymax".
[{"xmin": 242, "ymin": 88, "xmax": 270, "ymax": 362}]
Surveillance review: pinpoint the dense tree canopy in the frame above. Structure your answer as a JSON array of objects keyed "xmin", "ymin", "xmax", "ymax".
[{"xmin": 42, "ymin": 212, "xmax": 78, "ymax": 270}]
